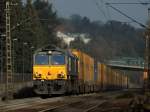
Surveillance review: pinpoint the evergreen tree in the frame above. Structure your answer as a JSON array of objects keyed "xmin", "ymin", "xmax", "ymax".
[
  {"xmin": 11, "ymin": 0, "xmax": 25, "ymax": 73},
  {"xmin": 11, "ymin": 0, "xmax": 24, "ymax": 39},
  {"xmin": 34, "ymin": 0, "xmax": 60, "ymax": 46},
  {"xmin": 60, "ymin": 15, "xmax": 145, "ymax": 61},
  {"xmin": 10, "ymin": 0, "xmax": 61, "ymax": 73},
  {"xmin": 23, "ymin": 0, "xmax": 47, "ymax": 48}
]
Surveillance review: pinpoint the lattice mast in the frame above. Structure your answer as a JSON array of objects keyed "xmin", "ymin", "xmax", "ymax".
[
  {"xmin": 5, "ymin": 0, "xmax": 13, "ymax": 100},
  {"xmin": 0, "ymin": 0, "xmax": 5, "ymax": 80}
]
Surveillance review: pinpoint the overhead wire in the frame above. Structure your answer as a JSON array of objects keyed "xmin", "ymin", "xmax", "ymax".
[
  {"xmin": 138, "ymin": 0, "xmax": 150, "ymax": 6},
  {"xmin": 106, "ymin": 3, "xmax": 148, "ymax": 29},
  {"xmin": 99, "ymin": 0, "xmax": 108, "ymax": 20},
  {"xmin": 106, "ymin": 3, "xmax": 111, "ymax": 20},
  {"xmin": 92, "ymin": 0, "xmax": 108, "ymax": 21},
  {"xmin": 92, "ymin": 0, "xmax": 115, "ymax": 56},
  {"xmin": 105, "ymin": 2, "xmax": 150, "ymax": 5}
]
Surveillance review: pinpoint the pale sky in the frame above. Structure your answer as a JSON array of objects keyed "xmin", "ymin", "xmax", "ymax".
[
  {"xmin": 50, "ymin": 0, "xmax": 150, "ymax": 28},
  {"xmin": 23, "ymin": 0, "xmax": 150, "ymax": 28}
]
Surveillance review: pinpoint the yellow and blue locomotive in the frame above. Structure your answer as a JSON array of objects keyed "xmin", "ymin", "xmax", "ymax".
[
  {"xmin": 33, "ymin": 47, "xmax": 128, "ymax": 97},
  {"xmin": 33, "ymin": 48, "xmax": 79, "ymax": 97}
]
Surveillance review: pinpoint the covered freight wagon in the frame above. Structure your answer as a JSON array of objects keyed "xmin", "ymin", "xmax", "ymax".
[{"xmin": 71, "ymin": 49, "xmax": 95, "ymax": 93}]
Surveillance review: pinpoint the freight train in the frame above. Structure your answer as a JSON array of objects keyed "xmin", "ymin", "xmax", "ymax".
[{"xmin": 33, "ymin": 48, "xmax": 128, "ymax": 97}]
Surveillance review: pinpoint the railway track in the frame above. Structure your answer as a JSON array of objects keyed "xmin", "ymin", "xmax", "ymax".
[
  {"xmin": 38, "ymin": 91, "xmax": 134, "ymax": 112},
  {"xmin": 0, "ymin": 91, "xmax": 134, "ymax": 112},
  {"xmin": 0, "ymin": 96, "xmax": 66, "ymax": 112},
  {"xmin": 39, "ymin": 100, "xmax": 133, "ymax": 112},
  {"xmin": 41, "ymin": 100, "xmax": 107, "ymax": 112},
  {"xmin": 0, "ymin": 93, "xmax": 102, "ymax": 112},
  {"xmin": 40, "ymin": 98, "xmax": 132, "ymax": 112}
]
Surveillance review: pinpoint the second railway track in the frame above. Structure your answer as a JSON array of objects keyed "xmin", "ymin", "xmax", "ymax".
[
  {"xmin": 41, "ymin": 100, "xmax": 107, "ymax": 112},
  {"xmin": 0, "ymin": 91, "xmax": 134, "ymax": 112},
  {"xmin": 0, "ymin": 93, "xmax": 102, "ymax": 112},
  {"xmin": 39, "ymin": 91, "xmax": 134, "ymax": 112}
]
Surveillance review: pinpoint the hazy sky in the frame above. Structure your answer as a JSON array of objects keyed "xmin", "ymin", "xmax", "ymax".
[
  {"xmin": 22, "ymin": 0, "xmax": 150, "ymax": 28},
  {"xmin": 49, "ymin": 0, "xmax": 150, "ymax": 28}
]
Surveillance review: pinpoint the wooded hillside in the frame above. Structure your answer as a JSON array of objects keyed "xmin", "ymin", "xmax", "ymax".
[{"xmin": 58, "ymin": 14, "xmax": 145, "ymax": 61}]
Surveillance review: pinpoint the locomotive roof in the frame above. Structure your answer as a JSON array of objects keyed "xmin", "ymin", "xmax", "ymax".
[{"xmin": 34, "ymin": 47, "xmax": 77, "ymax": 59}]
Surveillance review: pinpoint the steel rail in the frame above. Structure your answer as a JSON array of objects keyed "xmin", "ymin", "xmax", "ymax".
[{"xmin": 38, "ymin": 101, "xmax": 80, "ymax": 112}]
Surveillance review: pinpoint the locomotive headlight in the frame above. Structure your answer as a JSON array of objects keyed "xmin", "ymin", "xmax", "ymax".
[
  {"xmin": 34, "ymin": 72, "xmax": 38, "ymax": 78},
  {"xmin": 39, "ymin": 74, "xmax": 42, "ymax": 77},
  {"xmin": 34, "ymin": 72, "xmax": 42, "ymax": 78},
  {"xmin": 48, "ymin": 51, "xmax": 52, "ymax": 54},
  {"xmin": 57, "ymin": 73, "xmax": 65, "ymax": 78},
  {"xmin": 61, "ymin": 73, "xmax": 65, "ymax": 78}
]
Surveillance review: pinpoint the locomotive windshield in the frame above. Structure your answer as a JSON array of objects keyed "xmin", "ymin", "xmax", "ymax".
[
  {"xmin": 51, "ymin": 54, "xmax": 65, "ymax": 65},
  {"xmin": 35, "ymin": 54, "xmax": 49, "ymax": 65}
]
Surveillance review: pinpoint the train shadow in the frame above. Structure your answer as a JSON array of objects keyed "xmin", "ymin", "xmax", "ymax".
[{"xmin": 13, "ymin": 87, "xmax": 37, "ymax": 99}]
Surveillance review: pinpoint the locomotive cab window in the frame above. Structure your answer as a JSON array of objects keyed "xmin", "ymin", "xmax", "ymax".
[
  {"xmin": 51, "ymin": 54, "xmax": 65, "ymax": 65},
  {"xmin": 34, "ymin": 54, "xmax": 49, "ymax": 65}
]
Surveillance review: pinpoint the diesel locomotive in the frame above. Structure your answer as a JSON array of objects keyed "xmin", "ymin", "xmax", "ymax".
[{"xmin": 33, "ymin": 47, "xmax": 128, "ymax": 97}]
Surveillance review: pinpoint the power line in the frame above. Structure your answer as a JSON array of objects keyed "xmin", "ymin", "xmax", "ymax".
[
  {"xmin": 106, "ymin": 3, "xmax": 148, "ymax": 29},
  {"xmin": 105, "ymin": 2, "xmax": 150, "ymax": 5},
  {"xmin": 92, "ymin": 0, "xmax": 108, "ymax": 20},
  {"xmin": 105, "ymin": 2, "xmax": 111, "ymax": 20},
  {"xmin": 138, "ymin": 0, "xmax": 149, "ymax": 5},
  {"xmin": 99, "ymin": 0, "xmax": 109, "ymax": 20}
]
